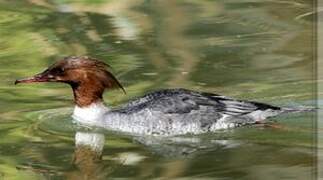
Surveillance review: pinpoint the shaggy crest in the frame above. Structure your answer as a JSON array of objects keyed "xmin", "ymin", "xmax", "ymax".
[{"xmin": 16, "ymin": 56, "xmax": 125, "ymax": 106}]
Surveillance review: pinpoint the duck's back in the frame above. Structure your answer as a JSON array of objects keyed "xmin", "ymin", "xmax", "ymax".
[{"xmin": 106, "ymin": 89, "xmax": 282, "ymax": 135}]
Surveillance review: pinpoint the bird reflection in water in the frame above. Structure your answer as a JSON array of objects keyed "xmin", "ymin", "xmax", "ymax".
[
  {"xmin": 67, "ymin": 130, "xmax": 242, "ymax": 179},
  {"xmin": 65, "ymin": 132, "xmax": 109, "ymax": 180},
  {"xmin": 16, "ymin": 128, "xmax": 241, "ymax": 179}
]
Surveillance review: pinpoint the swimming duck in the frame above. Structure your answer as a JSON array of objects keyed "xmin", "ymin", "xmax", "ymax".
[{"xmin": 15, "ymin": 56, "xmax": 307, "ymax": 136}]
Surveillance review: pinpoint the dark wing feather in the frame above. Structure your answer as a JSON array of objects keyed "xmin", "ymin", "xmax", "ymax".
[
  {"xmin": 117, "ymin": 89, "xmax": 280, "ymax": 115},
  {"xmin": 202, "ymin": 92, "xmax": 281, "ymax": 116}
]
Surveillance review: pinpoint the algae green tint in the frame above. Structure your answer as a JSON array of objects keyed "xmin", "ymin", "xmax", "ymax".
[{"xmin": 0, "ymin": 0, "xmax": 316, "ymax": 179}]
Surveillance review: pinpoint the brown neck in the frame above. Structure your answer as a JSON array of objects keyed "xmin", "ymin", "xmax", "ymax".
[{"xmin": 72, "ymin": 83, "xmax": 104, "ymax": 107}]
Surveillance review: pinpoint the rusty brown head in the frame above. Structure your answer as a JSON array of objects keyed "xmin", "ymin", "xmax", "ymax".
[{"xmin": 15, "ymin": 56, "xmax": 125, "ymax": 107}]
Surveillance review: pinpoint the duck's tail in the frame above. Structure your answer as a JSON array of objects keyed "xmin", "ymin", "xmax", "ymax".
[
  {"xmin": 280, "ymin": 106, "xmax": 316, "ymax": 114},
  {"xmin": 251, "ymin": 105, "xmax": 316, "ymax": 121}
]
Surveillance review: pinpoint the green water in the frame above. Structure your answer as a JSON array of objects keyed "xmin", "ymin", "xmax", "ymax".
[{"xmin": 0, "ymin": 0, "xmax": 317, "ymax": 179}]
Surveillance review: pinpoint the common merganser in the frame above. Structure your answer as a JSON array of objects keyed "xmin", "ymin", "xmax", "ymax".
[{"xmin": 15, "ymin": 56, "xmax": 309, "ymax": 136}]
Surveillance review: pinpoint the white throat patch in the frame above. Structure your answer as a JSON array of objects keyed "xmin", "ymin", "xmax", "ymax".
[{"xmin": 72, "ymin": 102, "xmax": 109, "ymax": 125}]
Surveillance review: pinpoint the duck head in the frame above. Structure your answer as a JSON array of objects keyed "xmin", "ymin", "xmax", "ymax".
[{"xmin": 15, "ymin": 56, "xmax": 125, "ymax": 107}]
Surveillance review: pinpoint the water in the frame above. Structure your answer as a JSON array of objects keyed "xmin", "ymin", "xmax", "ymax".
[{"xmin": 0, "ymin": 0, "xmax": 317, "ymax": 179}]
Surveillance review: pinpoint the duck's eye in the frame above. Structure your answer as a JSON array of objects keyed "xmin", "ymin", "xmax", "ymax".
[{"xmin": 52, "ymin": 67, "xmax": 65, "ymax": 74}]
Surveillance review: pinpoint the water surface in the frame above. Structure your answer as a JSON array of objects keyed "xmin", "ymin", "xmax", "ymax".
[{"xmin": 0, "ymin": 0, "xmax": 317, "ymax": 179}]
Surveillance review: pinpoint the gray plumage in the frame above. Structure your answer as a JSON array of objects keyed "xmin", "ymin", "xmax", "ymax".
[{"xmin": 98, "ymin": 88, "xmax": 284, "ymax": 136}]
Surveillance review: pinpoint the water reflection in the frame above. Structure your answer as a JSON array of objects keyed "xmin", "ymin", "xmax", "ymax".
[
  {"xmin": 67, "ymin": 130, "xmax": 242, "ymax": 179},
  {"xmin": 67, "ymin": 132, "xmax": 107, "ymax": 179},
  {"xmin": 134, "ymin": 135, "xmax": 241, "ymax": 158},
  {"xmin": 0, "ymin": 0, "xmax": 316, "ymax": 179},
  {"xmin": 9, "ymin": 109, "xmax": 316, "ymax": 179}
]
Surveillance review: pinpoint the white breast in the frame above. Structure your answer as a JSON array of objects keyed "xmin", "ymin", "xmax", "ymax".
[{"xmin": 72, "ymin": 102, "xmax": 109, "ymax": 126}]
